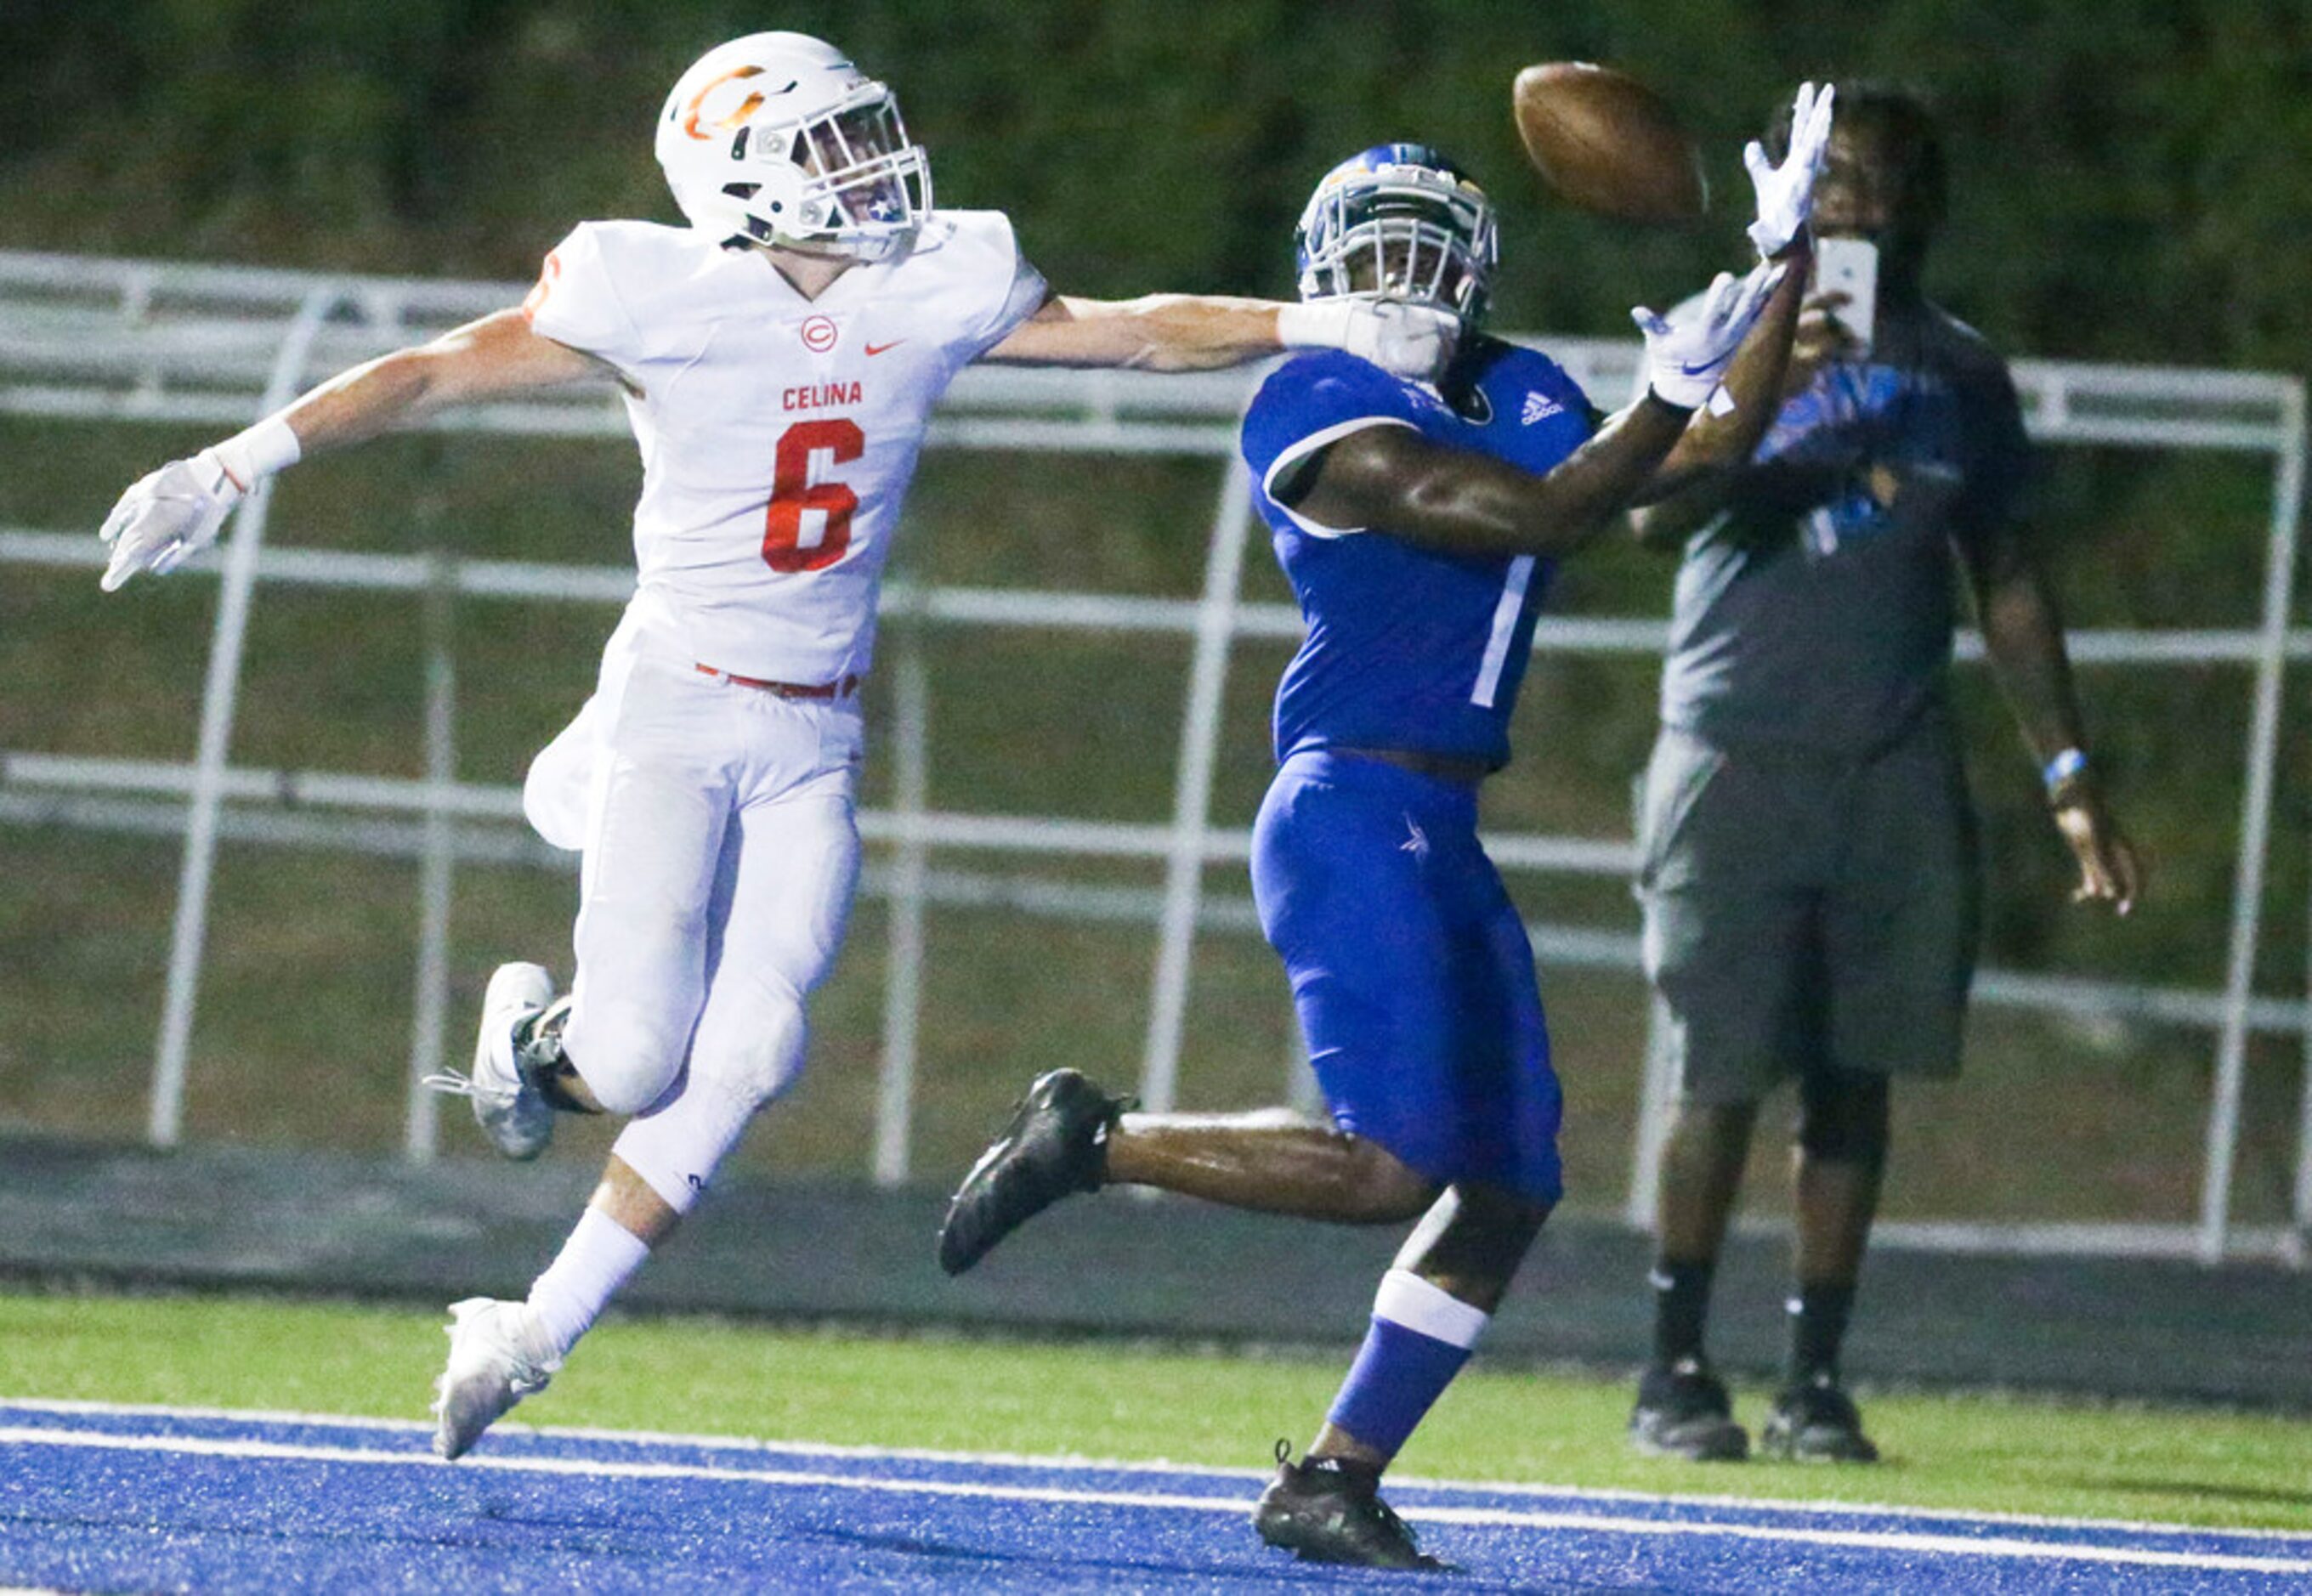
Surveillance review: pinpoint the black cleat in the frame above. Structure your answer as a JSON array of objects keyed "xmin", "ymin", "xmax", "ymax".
[
  {"xmin": 937, "ymin": 1069, "xmax": 1125, "ymax": 1276},
  {"xmin": 1252, "ymin": 1444, "xmax": 1448, "ymax": 1572},
  {"xmin": 1630, "ymin": 1359, "xmax": 1750, "ymax": 1462},
  {"xmin": 1760, "ymin": 1373, "xmax": 1879, "ymax": 1463}
]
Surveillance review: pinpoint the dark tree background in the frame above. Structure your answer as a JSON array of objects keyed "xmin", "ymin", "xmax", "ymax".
[
  {"xmin": 2, "ymin": 1, "xmax": 2304, "ymax": 368},
  {"xmin": 0, "ymin": 1, "xmax": 2304, "ymax": 994}
]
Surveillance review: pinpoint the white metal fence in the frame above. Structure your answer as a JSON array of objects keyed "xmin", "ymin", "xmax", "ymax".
[{"xmin": 1, "ymin": 250, "xmax": 2304, "ymax": 1262}]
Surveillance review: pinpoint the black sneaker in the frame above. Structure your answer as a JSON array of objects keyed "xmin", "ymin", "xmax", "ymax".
[
  {"xmin": 1760, "ymin": 1374, "xmax": 1879, "ymax": 1463},
  {"xmin": 937, "ymin": 1070, "xmax": 1125, "ymax": 1276},
  {"xmin": 1629, "ymin": 1359, "xmax": 1750, "ymax": 1462},
  {"xmin": 1252, "ymin": 1444, "xmax": 1448, "ymax": 1572}
]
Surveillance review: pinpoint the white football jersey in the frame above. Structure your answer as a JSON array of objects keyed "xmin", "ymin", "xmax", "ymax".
[{"xmin": 525, "ymin": 211, "xmax": 1047, "ymax": 682}]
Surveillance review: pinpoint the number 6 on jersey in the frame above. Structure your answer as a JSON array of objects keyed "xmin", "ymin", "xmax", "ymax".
[{"xmin": 762, "ymin": 418, "xmax": 864, "ymax": 572}]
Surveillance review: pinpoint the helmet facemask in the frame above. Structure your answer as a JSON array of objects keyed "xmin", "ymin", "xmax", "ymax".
[
  {"xmin": 754, "ymin": 82, "xmax": 932, "ymax": 257},
  {"xmin": 1296, "ymin": 156, "xmax": 1497, "ymax": 327}
]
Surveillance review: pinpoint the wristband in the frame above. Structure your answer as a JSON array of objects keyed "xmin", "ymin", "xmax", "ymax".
[
  {"xmin": 2042, "ymin": 746, "xmax": 2088, "ymax": 795},
  {"xmin": 210, "ymin": 415, "xmax": 303, "ymax": 494}
]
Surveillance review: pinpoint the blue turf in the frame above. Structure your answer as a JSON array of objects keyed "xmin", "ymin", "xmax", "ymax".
[{"xmin": 1, "ymin": 1403, "xmax": 2305, "ymax": 1593}]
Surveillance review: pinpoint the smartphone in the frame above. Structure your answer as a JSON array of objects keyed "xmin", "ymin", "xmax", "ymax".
[{"xmin": 1812, "ymin": 236, "xmax": 1879, "ymax": 356}]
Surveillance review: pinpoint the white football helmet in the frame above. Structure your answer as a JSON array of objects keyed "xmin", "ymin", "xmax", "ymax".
[{"xmin": 654, "ymin": 32, "xmax": 932, "ymax": 260}]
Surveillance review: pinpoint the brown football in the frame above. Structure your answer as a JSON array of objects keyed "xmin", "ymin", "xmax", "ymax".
[{"xmin": 1511, "ymin": 62, "xmax": 1707, "ymax": 224}]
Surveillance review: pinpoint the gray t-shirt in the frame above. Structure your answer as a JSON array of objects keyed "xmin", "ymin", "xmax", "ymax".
[{"xmin": 1659, "ymin": 301, "xmax": 2031, "ymax": 755}]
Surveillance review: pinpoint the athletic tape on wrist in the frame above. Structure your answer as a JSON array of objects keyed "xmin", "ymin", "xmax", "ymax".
[
  {"xmin": 1275, "ymin": 300, "xmax": 1347, "ymax": 350},
  {"xmin": 212, "ymin": 415, "xmax": 303, "ymax": 493}
]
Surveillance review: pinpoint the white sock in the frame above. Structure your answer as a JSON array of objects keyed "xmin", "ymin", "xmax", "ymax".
[{"xmin": 525, "ymin": 1206, "xmax": 651, "ymax": 1359}]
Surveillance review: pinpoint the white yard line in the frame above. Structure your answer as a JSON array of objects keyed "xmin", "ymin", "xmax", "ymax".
[
  {"xmin": 1, "ymin": 1422, "xmax": 2307, "ymax": 1580},
  {"xmin": 3, "ymin": 1395, "xmax": 2305, "ymax": 1547}
]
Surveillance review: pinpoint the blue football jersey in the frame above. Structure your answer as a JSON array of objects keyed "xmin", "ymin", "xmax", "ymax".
[{"xmin": 1240, "ymin": 337, "xmax": 1596, "ymax": 768}]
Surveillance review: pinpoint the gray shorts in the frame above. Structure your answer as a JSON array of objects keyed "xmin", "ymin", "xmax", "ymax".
[{"xmin": 1636, "ymin": 716, "xmax": 1982, "ymax": 1105}]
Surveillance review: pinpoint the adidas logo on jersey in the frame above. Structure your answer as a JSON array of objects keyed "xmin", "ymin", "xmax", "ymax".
[{"xmin": 1521, "ymin": 392, "xmax": 1565, "ymax": 426}]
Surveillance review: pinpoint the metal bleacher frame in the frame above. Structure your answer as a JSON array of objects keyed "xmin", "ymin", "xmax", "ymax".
[{"xmin": 0, "ymin": 248, "xmax": 2304, "ymax": 1264}]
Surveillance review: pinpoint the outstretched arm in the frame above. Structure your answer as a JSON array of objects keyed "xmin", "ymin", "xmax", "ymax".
[
  {"xmin": 99, "ymin": 310, "xmax": 612, "ymax": 590},
  {"xmin": 274, "ymin": 308, "xmax": 610, "ymax": 457},
  {"xmin": 1630, "ymin": 78, "xmax": 1837, "ymax": 549},
  {"xmin": 979, "ymin": 291, "xmax": 1454, "ymax": 376},
  {"xmin": 1633, "ymin": 237, "xmax": 1810, "ymax": 509},
  {"xmin": 1289, "ymin": 393, "xmax": 1697, "ymax": 560},
  {"xmin": 1627, "ymin": 283, "xmax": 1851, "ymax": 550},
  {"xmin": 1284, "ymin": 264, "xmax": 1792, "ymax": 561}
]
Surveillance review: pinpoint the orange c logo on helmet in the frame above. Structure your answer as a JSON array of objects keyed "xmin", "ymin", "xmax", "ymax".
[{"xmin": 683, "ymin": 65, "xmax": 766, "ymax": 141}]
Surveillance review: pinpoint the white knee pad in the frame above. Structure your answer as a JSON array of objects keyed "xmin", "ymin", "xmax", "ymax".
[
  {"xmin": 563, "ymin": 987, "xmax": 693, "ymax": 1118},
  {"xmin": 693, "ymin": 969, "xmax": 812, "ymax": 1108},
  {"xmin": 611, "ymin": 979, "xmax": 808, "ymax": 1214}
]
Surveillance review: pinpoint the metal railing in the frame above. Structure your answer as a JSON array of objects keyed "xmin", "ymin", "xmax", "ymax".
[{"xmin": 1, "ymin": 249, "xmax": 2305, "ymax": 1262}]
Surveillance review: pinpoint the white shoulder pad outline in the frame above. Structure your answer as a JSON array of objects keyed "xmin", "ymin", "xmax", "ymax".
[{"xmin": 1260, "ymin": 416, "xmax": 1420, "ymax": 540}]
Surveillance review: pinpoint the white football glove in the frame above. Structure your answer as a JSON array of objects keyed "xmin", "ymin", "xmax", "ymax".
[
  {"xmin": 1279, "ymin": 297, "xmax": 1460, "ymax": 382},
  {"xmin": 98, "ymin": 449, "xmax": 243, "ymax": 592},
  {"xmin": 1631, "ymin": 260, "xmax": 1788, "ymax": 411},
  {"xmin": 1745, "ymin": 81, "xmax": 1837, "ymax": 259}
]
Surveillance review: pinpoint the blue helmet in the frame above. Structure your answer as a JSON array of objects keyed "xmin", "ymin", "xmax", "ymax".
[{"xmin": 1295, "ymin": 143, "xmax": 1499, "ymax": 325}]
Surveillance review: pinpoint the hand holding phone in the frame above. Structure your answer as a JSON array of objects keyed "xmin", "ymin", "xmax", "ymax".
[{"xmin": 1811, "ymin": 236, "xmax": 1879, "ymax": 355}]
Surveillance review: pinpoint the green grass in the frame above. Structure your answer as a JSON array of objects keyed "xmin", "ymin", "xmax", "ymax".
[{"xmin": 3, "ymin": 1290, "xmax": 2307, "ymax": 1534}]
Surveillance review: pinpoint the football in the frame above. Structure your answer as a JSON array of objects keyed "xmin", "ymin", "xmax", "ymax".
[{"xmin": 1510, "ymin": 62, "xmax": 1707, "ymax": 224}]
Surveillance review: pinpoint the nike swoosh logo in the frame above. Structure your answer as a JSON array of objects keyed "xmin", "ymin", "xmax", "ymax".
[{"xmin": 865, "ymin": 340, "xmax": 907, "ymax": 357}]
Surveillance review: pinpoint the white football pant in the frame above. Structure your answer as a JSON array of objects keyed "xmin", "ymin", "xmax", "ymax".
[{"xmin": 544, "ymin": 625, "xmax": 863, "ymax": 1213}]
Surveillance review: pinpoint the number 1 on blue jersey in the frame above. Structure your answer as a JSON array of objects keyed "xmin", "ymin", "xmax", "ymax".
[{"xmin": 1470, "ymin": 556, "xmax": 1536, "ymax": 708}]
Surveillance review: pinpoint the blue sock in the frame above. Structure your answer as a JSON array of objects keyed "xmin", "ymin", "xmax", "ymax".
[{"xmin": 1322, "ymin": 1271, "xmax": 1489, "ymax": 1457}]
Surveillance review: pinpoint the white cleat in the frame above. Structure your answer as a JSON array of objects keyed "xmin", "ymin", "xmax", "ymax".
[
  {"xmin": 431, "ymin": 1296, "xmax": 559, "ymax": 1461},
  {"xmin": 425, "ymin": 962, "xmax": 556, "ymax": 1160}
]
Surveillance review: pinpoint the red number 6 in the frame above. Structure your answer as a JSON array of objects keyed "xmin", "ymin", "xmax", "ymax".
[{"xmin": 762, "ymin": 418, "xmax": 864, "ymax": 572}]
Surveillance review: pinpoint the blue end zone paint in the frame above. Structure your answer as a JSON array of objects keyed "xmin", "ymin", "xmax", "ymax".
[{"xmin": 1, "ymin": 1402, "xmax": 2307, "ymax": 1593}]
